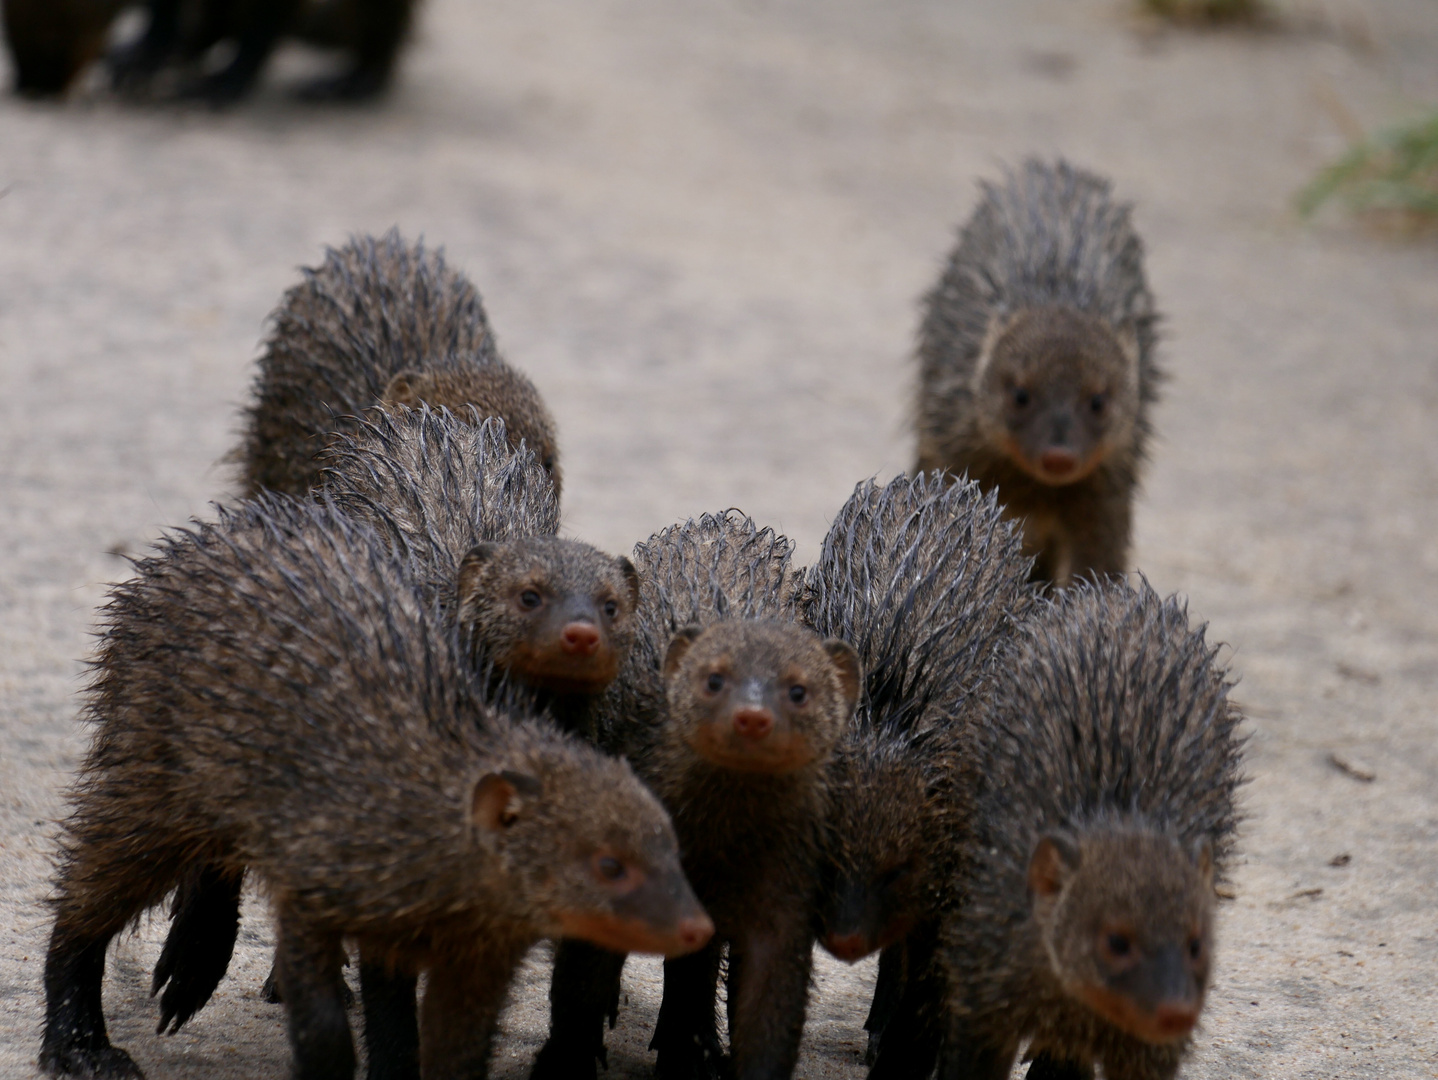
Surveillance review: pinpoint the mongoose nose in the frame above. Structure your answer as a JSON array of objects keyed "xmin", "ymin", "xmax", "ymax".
[
  {"xmin": 560, "ymin": 622, "xmax": 602, "ymax": 656},
  {"xmin": 822, "ymin": 932, "xmax": 875, "ymax": 963},
  {"xmin": 1153, "ymin": 1003, "xmax": 1199, "ymax": 1038},
  {"xmin": 677, "ymin": 914, "xmax": 715, "ymax": 951},
  {"xmin": 1039, "ymin": 448, "xmax": 1078, "ymax": 477},
  {"xmin": 731, "ymin": 707, "xmax": 774, "ymax": 740}
]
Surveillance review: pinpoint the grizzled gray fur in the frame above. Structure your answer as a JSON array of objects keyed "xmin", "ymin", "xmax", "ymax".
[
  {"xmin": 236, "ymin": 230, "xmax": 560, "ymax": 499},
  {"xmin": 798, "ymin": 471, "xmax": 1034, "ymax": 1078},
  {"xmin": 938, "ymin": 580, "xmax": 1244, "ymax": 1080},
  {"xmin": 39, "ymin": 496, "xmax": 708, "ymax": 1080},
  {"xmin": 915, "ymin": 159, "xmax": 1162, "ymax": 586}
]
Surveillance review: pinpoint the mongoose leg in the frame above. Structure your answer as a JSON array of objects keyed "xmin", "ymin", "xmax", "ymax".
[
  {"xmin": 359, "ymin": 950, "xmax": 419, "ymax": 1080},
  {"xmin": 108, "ymin": 0, "xmax": 181, "ymax": 91},
  {"xmin": 40, "ymin": 920, "xmax": 143, "ymax": 1079},
  {"xmin": 298, "ymin": 0, "xmax": 410, "ymax": 101},
  {"xmin": 936, "ymin": 1020, "xmax": 1015, "ymax": 1080},
  {"xmin": 419, "ymin": 946, "xmax": 527, "ymax": 1080},
  {"xmin": 531, "ymin": 941, "xmax": 628, "ymax": 1080},
  {"xmin": 726, "ymin": 921, "xmax": 814, "ymax": 1080},
  {"xmin": 862, "ymin": 942, "xmax": 906, "ymax": 1065},
  {"xmin": 867, "ymin": 927, "xmax": 943, "ymax": 1080},
  {"xmin": 1026, "ymin": 1053, "xmax": 1094, "ymax": 1080},
  {"xmin": 651, "ymin": 943, "xmax": 724, "ymax": 1080},
  {"xmin": 185, "ymin": 0, "xmax": 301, "ymax": 105},
  {"xmin": 275, "ymin": 917, "xmax": 354, "ymax": 1080},
  {"xmin": 150, "ymin": 864, "xmax": 244, "ymax": 1034},
  {"xmin": 1100, "ymin": 1049, "xmax": 1181, "ymax": 1080}
]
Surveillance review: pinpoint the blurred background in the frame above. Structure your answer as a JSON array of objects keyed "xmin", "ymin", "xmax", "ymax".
[{"xmin": 1, "ymin": 0, "xmax": 1435, "ymax": 1077}]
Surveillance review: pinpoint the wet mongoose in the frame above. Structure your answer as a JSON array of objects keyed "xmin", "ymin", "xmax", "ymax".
[
  {"xmin": 238, "ymin": 230, "xmax": 560, "ymax": 499},
  {"xmin": 798, "ymin": 472, "xmax": 1034, "ymax": 1078},
  {"xmin": 937, "ymin": 579, "xmax": 1244, "ymax": 1080},
  {"xmin": 109, "ymin": 0, "xmax": 413, "ymax": 103},
  {"xmin": 914, "ymin": 159, "xmax": 1162, "ymax": 587},
  {"xmin": 533, "ymin": 511, "xmax": 862, "ymax": 1080},
  {"xmin": 154, "ymin": 411, "xmax": 636, "ymax": 1023},
  {"xmin": 41, "ymin": 496, "xmax": 711, "ymax": 1080}
]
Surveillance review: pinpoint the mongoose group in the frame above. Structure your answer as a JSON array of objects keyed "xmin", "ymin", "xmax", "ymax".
[{"xmin": 39, "ymin": 162, "xmax": 1245, "ymax": 1080}]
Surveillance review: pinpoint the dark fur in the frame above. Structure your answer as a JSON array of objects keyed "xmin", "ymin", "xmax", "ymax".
[
  {"xmin": 915, "ymin": 159, "xmax": 1162, "ymax": 587},
  {"xmin": 535, "ymin": 512, "xmax": 861, "ymax": 1080},
  {"xmin": 109, "ymin": 0, "xmax": 415, "ymax": 103},
  {"xmin": 2, "ymin": 0, "xmax": 122, "ymax": 95},
  {"xmin": 238, "ymin": 231, "xmax": 559, "ymax": 498},
  {"xmin": 39, "ymin": 496, "xmax": 707, "ymax": 1080},
  {"xmin": 797, "ymin": 472, "xmax": 1035, "ymax": 1077},
  {"xmin": 938, "ymin": 580, "xmax": 1244, "ymax": 1080}
]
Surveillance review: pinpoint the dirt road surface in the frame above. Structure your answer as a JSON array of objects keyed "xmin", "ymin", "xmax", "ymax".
[{"xmin": 2, "ymin": 0, "xmax": 1436, "ymax": 1076}]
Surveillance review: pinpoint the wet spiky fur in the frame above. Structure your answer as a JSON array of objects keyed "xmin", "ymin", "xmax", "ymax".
[
  {"xmin": 798, "ymin": 472, "xmax": 1034, "ymax": 1077},
  {"xmin": 938, "ymin": 580, "xmax": 1244, "ymax": 1080},
  {"xmin": 915, "ymin": 159, "xmax": 1162, "ymax": 586},
  {"xmin": 39, "ymin": 496, "xmax": 695, "ymax": 1080},
  {"xmin": 537, "ymin": 512, "xmax": 858, "ymax": 1080},
  {"xmin": 237, "ymin": 230, "xmax": 559, "ymax": 499}
]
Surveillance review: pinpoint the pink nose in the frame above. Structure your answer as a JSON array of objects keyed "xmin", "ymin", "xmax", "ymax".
[
  {"xmin": 677, "ymin": 915, "xmax": 715, "ymax": 950},
  {"xmin": 1154, "ymin": 1003, "xmax": 1199, "ymax": 1037},
  {"xmin": 822, "ymin": 932, "xmax": 875, "ymax": 963},
  {"xmin": 732, "ymin": 707, "xmax": 774, "ymax": 740},
  {"xmin": 1039, "ymin": 448, "xmax": 1078, "ymax": 477},
  {"xmin": 560, "ymin": 622, "xmax": 601, "ymax": 656}
]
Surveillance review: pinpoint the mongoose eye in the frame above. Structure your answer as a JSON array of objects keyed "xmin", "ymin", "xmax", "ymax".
[
  {"xmin": 596, "ymin": 855, "xmax": 628, "ymax": 882},
  {"xmin": 1089, "ymin": 393, "xmax": 1106, "ymax": 414},
  {"xmin": 519, "ymin": 590, "xmax": 543, "ymax": 610},
  {"xmin": 706, "ymin": 673, "xmax": 725, "ymax": 693},
  {"xmin": 1105, "ymin": 932, "xmax": 1132, "ymax": 958},
  {"xmin": 602, "ymin": 599, "xmax": 619, "ymax": 620},
  {"xmin": 1013, "ymin": 387, "xmax": 1031, "ymax": 408},
  {"xmin": 788, "ymin": 684, "xmax": 808, "ymax": 705}
]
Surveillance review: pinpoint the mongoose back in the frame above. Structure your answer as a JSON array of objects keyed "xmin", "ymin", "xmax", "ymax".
[
  {"xmin": 938, "ymin": 580, "xmax": 1243, "ymax": 1080},
  {"xmin": 799, "ymin": 472, "xmax": 1034, "ymax": 1077},
  {"xmin": 41, "ymin": 497, "xmax": 710, "ymax": 1080},
  {"xmin": 534, "ymin": 511, "xmax": 861, "ymax": 1080},
  {"xmin": 915, "ymin": 159, "xmax": 1161, "ymax": 587},
  {"xmin": 238, "ymin": 230, "xmax": 560, "ymax": 498}
]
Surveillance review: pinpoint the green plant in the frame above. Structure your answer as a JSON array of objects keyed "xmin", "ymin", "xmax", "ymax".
[{"xmin": 1297, "ymin": 110, "xmax": 1438, "ymax": 224}]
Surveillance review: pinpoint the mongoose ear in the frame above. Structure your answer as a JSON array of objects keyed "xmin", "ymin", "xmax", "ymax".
[
  {"xmin": 1190, "ymin": 836, "xmax": 1214, "ymax": 888},
  {"xmin": 663, "ymin": 625, "xmax": 705, "ymax": 679},
  {"xmin": 616, "ymin": 556, "xmax": 641, "ymax": 609},
  {"xmin": 821, "ymin": 638, "xmax": 863, "ymax": 716},
  {"xmin": 470, "ymin": 770, "xmax": 542, "ymax": 834},
  {"xmin": 456, "ymin": 543, "xmax": 503, "ymax": 610},
  {"xmin": 382, "ymin": 368, "xmax": 427, "ymax": 407},
  {"xmin": 1028, "ymin": 834, "xmax": 1080, "ymax": 900}
]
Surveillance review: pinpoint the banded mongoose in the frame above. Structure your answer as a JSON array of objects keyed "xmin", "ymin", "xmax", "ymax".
[
  {"xmin": 798, "ymin": 472, "xmax": 1034, "ymax": 1078},
  {"xmin": 533, "ymin": 511, "xmax": 861, "ymax": 1080},
  {"xmin": 238, "ymin": 231, "xmax": 559, "ymax": 498},
  {"xmin": 938, "ymin": 580, "xmax": 1244, "ymax": 1080},
  {"xmin": 110, "ymin": 0, "xmax": 414, "ymax": 103},
  {"xmin": 914, "ymin": 159, "xmax": 1161, "ymax": 587},
  {"xmin": 40, "ymin": 496, "xmax": 711, "ymax": 1080},
  {"xmin": 154, "ymin": 412, "xmax": 636, "ymax": 1025}
]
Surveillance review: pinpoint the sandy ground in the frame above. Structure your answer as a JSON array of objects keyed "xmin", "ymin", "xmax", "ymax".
[{"xmin": 2, "ymin": 0, "xmax": 1436, "ymax": 1076}]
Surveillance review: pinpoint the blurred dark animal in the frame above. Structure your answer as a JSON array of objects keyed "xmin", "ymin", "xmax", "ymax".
[{"xmin": 2, "ymin": 0, "xmax": 122, "ymax": 96}]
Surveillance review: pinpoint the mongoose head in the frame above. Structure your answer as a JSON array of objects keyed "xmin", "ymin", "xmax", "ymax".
[
  {"xmin": 819, "ymin": 742, "xmax": 934, "ymax": 962},
  {"xmin": 471, "ymin": 727, "xmax": 714, "ymax": 957},
  {"xmin": 382, "ymin": 361, "xmax": 563, "ymax": 496},
  {"xmin": 456, "ymin": 538, "xmax": 640, "ymax": 695},
  {"xmin": 662, "ymin": 621, "xmax": 861, "ymax": 774},
  {"xmin": 4, "ymin": 0, "xmax": 114, "ymax": 96},
  {"xmin": 974, "ymin": 305, "xmax": 1140, "ymax": 486},
  {"xmin": 1029, "ymin": 828, "xmax": 1215, "ymax": 1045}
]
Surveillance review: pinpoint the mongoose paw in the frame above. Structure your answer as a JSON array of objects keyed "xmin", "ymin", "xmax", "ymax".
[
  {"xmin": 260, "ymin": 964, "xmax": 283, "ymax": 1004},
  {"xmin": 295, "ymin": 69, "xmax": 388, "ymax": 103},
  {"xmin": 529, "ymin": 1036, "xmax": 602, "ymax": 1080},
  {"xmin": 38, "ymin": 1041, "xmax": 145, "ymax": 1079}
]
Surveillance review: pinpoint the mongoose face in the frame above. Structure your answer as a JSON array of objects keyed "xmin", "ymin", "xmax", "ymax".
[
  {"xmin": 1029, "ymin": 830, "xmax": 1214, "ymax": 1045},
  {"xmin": 975, "ymin": 305, "xmax": 1140, "ymax": 486},
  {"xmin": 662, "ymin": 621, "xmax": 860, "ymax": 774},
  {"xmin": 456, "ymin": 538, "xmax": 639, "ymax": 695},
  {"xmin": 382, "ymin": 365, "xmax": 563, "ymax": 497},
  {"xmin": 819, "ymin": 749, "xmax": 931, "ymax": 962},
  {"xmin": 476, "ymin": 737, "xmax": 714, "ymax": 958}
]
